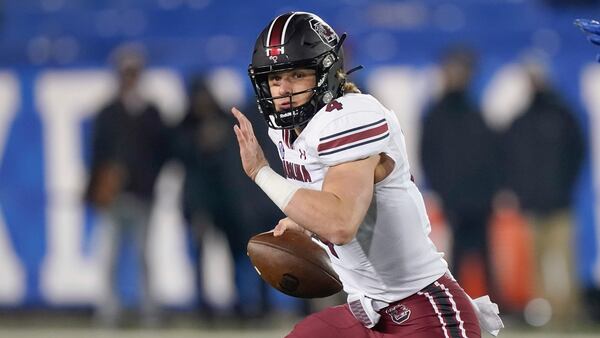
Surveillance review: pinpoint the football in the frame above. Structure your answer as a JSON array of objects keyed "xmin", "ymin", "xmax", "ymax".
[{"xmin": 247, "ymin": 230, "xmax": 343, "ymax": 298}]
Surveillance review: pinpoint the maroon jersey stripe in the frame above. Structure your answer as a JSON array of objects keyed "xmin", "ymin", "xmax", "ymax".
[
  {"xmin": 317, "ymin": 123, "xmax": 389, "ymax": 152},
  {"xmin": 319, "ymin": 118, "xmax": 386, "ymax": 141}
]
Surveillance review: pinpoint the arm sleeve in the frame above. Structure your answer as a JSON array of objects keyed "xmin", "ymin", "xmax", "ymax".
[{"xmin": 315, "ymin": 110, "xmax": 390, "ymax": 167}]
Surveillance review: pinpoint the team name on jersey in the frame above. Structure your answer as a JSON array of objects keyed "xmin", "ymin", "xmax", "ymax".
[{"xmin": 282, "ymin": 160, "xmax": 312, "ymax": 182}]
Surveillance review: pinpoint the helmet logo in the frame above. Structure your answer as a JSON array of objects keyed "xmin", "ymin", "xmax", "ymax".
[
  {"xmin": 309, "ymin": 19, "xmax": 338, "ymax": 47},
  {"xmin": 269, "ymin": 55, "xmax": 279, "ymax": 63}
]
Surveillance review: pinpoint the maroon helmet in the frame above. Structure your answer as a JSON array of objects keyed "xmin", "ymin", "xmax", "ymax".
[{"xmin": 248, "ymin": 12, "xmax": 346, "ymax": 129}]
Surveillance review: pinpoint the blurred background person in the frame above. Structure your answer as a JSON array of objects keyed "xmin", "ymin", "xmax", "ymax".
[
  {"xmin": 172, "ymin": 75, "xmax": 278, "ymax": 320},
  {"xmin": 420, "ymin": 46, "xmax": 501, "ymax": 298},
  {"xmin": 172, "ymin": 75, "xmax": 247, "ymax": 318},
  {"xmin": 501, "ymin": 57, "xmax": 586, "ymax": 325},
  {"xmin": 85, "ymin": 43, "xmax": 170, "ymax": 327}
]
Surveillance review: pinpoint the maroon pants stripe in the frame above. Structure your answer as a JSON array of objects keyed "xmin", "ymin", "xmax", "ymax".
[
  {"xmin": 286, "ymin": 274, "xmax": 480, "ymax": 338},
  {"xmin": 420, "ymin": 280, "xmax": 467, "ymax": 338}
]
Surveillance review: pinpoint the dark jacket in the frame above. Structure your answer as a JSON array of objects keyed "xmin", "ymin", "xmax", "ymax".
[
  {"xmin": 502, "ymin": 90, "xmax": 585, "ymax": 215},
  {"xmin": 420, "ymin": 91, "xmax": 501, "ymax": 214},
  {"xmin": 172, "ymin": 109, "xmax": 242, "ymax": 222},
  {"xmin": 87, "ymin": 99, "xmax": 170, "ymax": 203}
]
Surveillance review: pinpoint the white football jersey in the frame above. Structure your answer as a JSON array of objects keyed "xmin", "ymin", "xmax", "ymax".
[{"xmin": 267, "ymin": 93, "xmax": 448, "ymax": 303}]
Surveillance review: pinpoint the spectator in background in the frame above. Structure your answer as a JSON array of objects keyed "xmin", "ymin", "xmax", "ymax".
[
  {"xmin": 502, "ymin": 58, "xmax": 585, "ymax": 324},
  {"xmin": 420, "ymin": 46, "xmax": 501, "ymax": 296},
  {"xmin": 86, "ymin": 44, "xmax": 170, "ymax": 327},
  {"xmin": 172, "ymin": 76, "xmax": 271, "ymax": 319}
]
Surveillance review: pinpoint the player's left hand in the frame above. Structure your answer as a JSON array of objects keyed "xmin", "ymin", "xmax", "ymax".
[
  {"xmin": 232, "ymin": 107, "xmax": 269, "ymax": 180},
  {"xmin": 273, "ymin": 217, "xmax": 311, "ymax": 237}
]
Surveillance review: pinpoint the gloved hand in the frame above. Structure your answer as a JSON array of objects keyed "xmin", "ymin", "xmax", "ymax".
[{"xmin": 575, "ymin": 19, "xmax": 600, "ymax": 62}]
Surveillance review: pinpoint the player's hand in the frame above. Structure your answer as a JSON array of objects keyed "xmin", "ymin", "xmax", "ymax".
[
  {"xmin": 575, "ymin": 19, "xmax": 600, "ymax": 61},
  {"xmin": 232, "ymin": 107, "xmax": 269, "ymax": 180},
  {"xmin": 273, "ymin": 217, "xmax": 311, "ymax": 237}
]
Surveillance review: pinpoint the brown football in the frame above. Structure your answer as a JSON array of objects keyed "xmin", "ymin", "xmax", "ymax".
[{"xmin": 247, "ymin": 230, "xmax": 342, "ymax": 298}]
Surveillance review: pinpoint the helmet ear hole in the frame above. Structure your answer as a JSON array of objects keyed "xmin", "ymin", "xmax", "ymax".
[{"xmin": 322, "ymin": 55, "xmax": 334, "ymax": 68}]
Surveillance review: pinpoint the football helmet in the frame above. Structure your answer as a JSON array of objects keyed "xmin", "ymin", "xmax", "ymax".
[{"xmin": 248, "ymin": 12, "xmax": 345, "ymax": 129}]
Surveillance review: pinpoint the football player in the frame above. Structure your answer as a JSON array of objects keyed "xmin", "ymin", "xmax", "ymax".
[{"xmin": 232, "ymin": 11, "xmax": 503, "ymax": 337}]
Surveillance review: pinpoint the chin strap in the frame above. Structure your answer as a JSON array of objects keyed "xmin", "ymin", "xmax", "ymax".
[{"xmin": 335, "ymin": 33, "xmax": 347, "ymax": 54}]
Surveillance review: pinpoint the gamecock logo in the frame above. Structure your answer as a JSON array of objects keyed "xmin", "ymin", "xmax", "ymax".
[
  {"xmin": 309, "ymin": 19, "xmax": 338, "ymax": 47},
  {"xmin": 386, "ymin": 304, "xmax": 411, "ymax": 325}
]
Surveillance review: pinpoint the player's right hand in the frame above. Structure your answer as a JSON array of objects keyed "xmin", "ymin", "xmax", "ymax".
[{"xmin": 231, "ymin": 106, "xmax": 269, "ymax": 180}]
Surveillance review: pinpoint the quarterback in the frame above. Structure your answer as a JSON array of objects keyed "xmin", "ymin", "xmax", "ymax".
[{"xmin": 232, "ymin": 11, "xmax": 503, "ymax": 337}]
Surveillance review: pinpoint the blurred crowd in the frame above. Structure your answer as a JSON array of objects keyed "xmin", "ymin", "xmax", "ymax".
[
  {"xmin": 420, "ymin": 47, "xmax": 586, "ymax": 328},
  {"xmin": 84, "ymin": 44, "xmax": 290, "ymax": 327},
  {"xmin": 80, "ymin": 42, "xmax": 592, "ymax": 330}
]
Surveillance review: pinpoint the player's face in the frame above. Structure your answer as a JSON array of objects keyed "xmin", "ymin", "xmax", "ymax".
[{"xmin": 268, "ymin": 68, "xmax": 316, "ymax": 112}]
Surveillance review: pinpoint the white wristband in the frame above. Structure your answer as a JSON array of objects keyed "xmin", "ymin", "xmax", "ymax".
[{"xmin": 254, "ymin": 166, "xmax": 300, "ymax": 211}]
